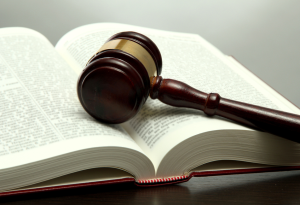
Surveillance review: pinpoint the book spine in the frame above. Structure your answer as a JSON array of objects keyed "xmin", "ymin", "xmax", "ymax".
[{"xmin": 137, "ymin": 175, "xmax": 188, "ymax": 184}]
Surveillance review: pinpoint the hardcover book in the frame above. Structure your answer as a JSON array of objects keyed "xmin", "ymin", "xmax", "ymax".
[{"xmin": 0, "ymin": 23, "xmax": 300, "ymax": 197}]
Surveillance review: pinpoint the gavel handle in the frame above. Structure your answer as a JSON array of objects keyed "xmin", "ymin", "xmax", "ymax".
[{"xmin": 150, "ymin": 76, "xmax": 300, "ymax": 143}]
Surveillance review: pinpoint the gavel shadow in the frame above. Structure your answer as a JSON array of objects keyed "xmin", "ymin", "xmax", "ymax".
[
  {"xmin": 139, "ymin": 102, "xmax": 232, "ymax": 122},
  {"xmin": 77, "ymin": 101, "xmax": 231, "ymax": 131},
  {"xmin": 134, "ymin": 103, "xmax": 208, "ymax": 124},
  {"xmin": 2, "ymin": 171, "xmax": 300, "ymax": 204}
]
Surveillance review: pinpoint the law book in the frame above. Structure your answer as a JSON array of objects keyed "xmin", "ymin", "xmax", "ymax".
[{"xmin": 1, "ymin": 23, "xmax": 300, "ymax": 197}]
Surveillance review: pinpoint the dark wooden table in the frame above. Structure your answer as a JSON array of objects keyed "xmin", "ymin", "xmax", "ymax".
[{"xmin": 2, "ymin": 170, "xmax": 300, "ymax": 205}]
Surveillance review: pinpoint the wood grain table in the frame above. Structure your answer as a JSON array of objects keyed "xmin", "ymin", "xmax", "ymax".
[{"xmin": 2, "ymin": 170, "xmax": 300, "ymax": 205}]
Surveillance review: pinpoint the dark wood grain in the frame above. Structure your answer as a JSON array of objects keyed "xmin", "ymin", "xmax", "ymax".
[
  {"xmin": 2, "ymin": 171, "xmax": 300, "ymax": 205},
  {"xmin": 79, "ymin": 31, "xmax": 300, "ymax": 139},
  {"xmin": 78, "ymin": 31, "xmax": 163, "ymax": 123},
  {"xmin": 79, "ymin": 31, "xmax": 300, "ymax": 142},
  {"xmin": 77, "ymin": 57, "xmax": 147, "ymax": 124},
  {"xmin": 87, "ymin": 49, "xmax": 151, "ymax": 96},
  {"xmin": 150, "ymin": 76, "xmax": 300, "ymax": 143}
]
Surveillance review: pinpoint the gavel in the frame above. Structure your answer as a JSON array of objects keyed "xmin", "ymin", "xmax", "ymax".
[{"xmin": 77, "ymin": 31, "xmax": 300, "ymax": 143}]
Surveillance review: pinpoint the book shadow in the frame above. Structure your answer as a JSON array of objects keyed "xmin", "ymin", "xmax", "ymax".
[
  {"xmin": 2, "ymin": 170, "xmax": 300, "ymax": 204},
  {"xmin": 179, "ymin": 170, "xmax": 300, "ymax": 204}
]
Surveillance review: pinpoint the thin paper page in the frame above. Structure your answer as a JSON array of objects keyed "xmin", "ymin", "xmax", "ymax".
[{"xmin": 0, "ymin": 27, "xmax": 143, "ymax": 169}]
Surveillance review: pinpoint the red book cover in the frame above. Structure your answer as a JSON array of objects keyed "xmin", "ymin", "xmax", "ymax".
[{"xmin": 2, "ymin": 165, "xmax": 300, "ymax": 197}]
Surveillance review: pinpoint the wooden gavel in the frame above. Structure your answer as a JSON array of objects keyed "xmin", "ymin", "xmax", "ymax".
[{"xmin": 77, "ymin": 31, "xmax": 300, "ymax": 143}]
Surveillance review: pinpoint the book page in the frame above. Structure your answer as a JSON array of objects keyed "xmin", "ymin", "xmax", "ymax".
[
  {"xmin": 0, "ymin": 27, "xmax": 148, "ymax": 172},
  {"xmin": 55, "ymin": 23, "xmax": 299, "ymax": 173},
  {"xmin": 17, "ymin": 168, "xmax": 133, "ymax": 191}
]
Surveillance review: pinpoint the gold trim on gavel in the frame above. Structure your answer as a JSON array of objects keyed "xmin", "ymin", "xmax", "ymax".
[{"xmin": 89, "ymin": 39, "xmax": 157, "ymax": 77}]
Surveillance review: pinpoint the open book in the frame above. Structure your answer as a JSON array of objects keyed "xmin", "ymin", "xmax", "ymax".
[{"xmin": 1, "ymin": 23, "xmax": 300, "ymax": 195}]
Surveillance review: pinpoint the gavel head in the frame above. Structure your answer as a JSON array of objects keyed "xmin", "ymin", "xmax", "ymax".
[{"xmin": 77, "ymin": 32, "xmax": 162, "ymax": 124}]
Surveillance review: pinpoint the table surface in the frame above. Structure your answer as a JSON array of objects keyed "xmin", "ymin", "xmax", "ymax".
[
  {"xmin": 1, "ymin": 1, "xmax": 300, "ymax": 204},
  {"xmin": 2, "ymin": 170, "xmax": 300, "ymax": 205}
]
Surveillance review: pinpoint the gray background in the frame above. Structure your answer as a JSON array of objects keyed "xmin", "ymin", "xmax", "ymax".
[{"xmin": 1, "ymin": 0, "xmax": 299, "ymax": 107}]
